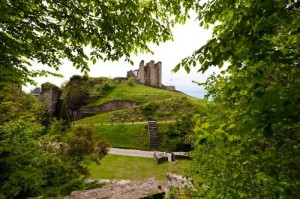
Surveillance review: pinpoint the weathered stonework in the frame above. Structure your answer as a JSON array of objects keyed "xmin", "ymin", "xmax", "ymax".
[
  {"xmin": 126, "ymin": 70, "xmax": 138, "ymax": 78},
  {"xmin": 162, "ymin": 85, "xmax": 176, "ymax": 91},
  {"xmin": 127, "ymin": 60, "xmax": 175, "ymax": 90},
  {"xmin": 40, "ymin": 88, "xmax": 59, "ymax": 114},
  {"xmin": 139, "ymin": 60, "xmax": 162, "ymax": 87},
  {"xmin": 72, "ymin": 100, "xmax": 140, "ymax": 120},
  {"xmin": 67, "ymin": 178, "xmax": 166, "ymax": 199},
  {"xmin": 66, "ymin": 175, "xmax": 194, "ymax": 199},
  {"xmin": 83, "ymin": 100, "xmax": 139, "ymax": 113}
]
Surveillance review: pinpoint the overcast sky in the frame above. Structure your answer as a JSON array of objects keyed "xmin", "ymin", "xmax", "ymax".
[{"xmin": 25, "ymin": 16, "xmax": 218, "ymax": 98}]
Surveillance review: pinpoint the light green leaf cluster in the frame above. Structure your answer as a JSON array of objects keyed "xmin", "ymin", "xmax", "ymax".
[{"xmin": 182, "ymin": 0, "xmax": 300, "ymax": 198}]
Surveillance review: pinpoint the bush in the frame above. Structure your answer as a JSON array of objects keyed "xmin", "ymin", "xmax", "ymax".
[
  {"xmin": 101, "ymin": 81, "xmax": 115, "ymax": 92},
  {"xmin": 84, "ymin": 181, "xmax": 106, "ymax": 190},
  {"xmin": 140, "ymin": 102, "xmax": 158, "ymax": 119},
  {"xmin": 41, "ymin": 82, "xmax": 60, "ymax": 92},
  {"xmin": 127, "ymin": 77, "xmax": 135, "ymax": 86},
  {"xmin": 60, "ymin": 102, "xmax": 70, "ymax": 127}
]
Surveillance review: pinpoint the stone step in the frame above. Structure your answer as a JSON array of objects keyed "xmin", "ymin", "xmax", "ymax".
[{"xmin": 148, "ymin": 120, "xmax": 159, "ymax": 150}]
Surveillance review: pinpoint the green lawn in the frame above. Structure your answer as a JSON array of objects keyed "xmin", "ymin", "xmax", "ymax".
[
  {"xmin": 79, "ymin": 122, "xmax": 178, "ymax": 151},
  {"xmin": 88, "ymin": 84, "xmax": 191, "ymax": 106},
  {"xmin": 88, "ymin": 155, "xmax": 193, "ymax": 180},
  {"xmin": 92, "ymin": 124, "xmax": 150, "ymax": 150}
]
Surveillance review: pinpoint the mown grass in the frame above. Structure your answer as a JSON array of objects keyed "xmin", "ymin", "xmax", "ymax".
[
  {"xmin": 92, "ymin": 124, "xmax": 150, "ymax": 150},
  {"xmin": 88, "ymin": 83, "xmax": 192, "ymax": 106},
  {"xmin": 75, "ymin": 122, "xmax": 178, "ymax": 151},
  {"xmin": 88, "ymin": 155, "xmax": 193, "ymax": 180}
]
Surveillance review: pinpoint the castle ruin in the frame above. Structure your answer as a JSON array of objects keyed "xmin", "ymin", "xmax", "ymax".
[{"xmin": 127, "ymin": 60, "xmax": 175, "ymax": 91}]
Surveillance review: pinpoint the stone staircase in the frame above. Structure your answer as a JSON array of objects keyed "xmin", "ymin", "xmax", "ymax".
[{"xmin": 148, "ymin": 121, "xmax": 159, "ymax": 150}]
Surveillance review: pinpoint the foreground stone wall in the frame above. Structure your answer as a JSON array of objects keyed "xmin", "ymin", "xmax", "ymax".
[
  {"xmin": 67, "ymin": 178, "xmax": 166, "ymax": 199},
  {"xmin": 67, "ymin": 175, "xmax": 194, "ymax": 199}
]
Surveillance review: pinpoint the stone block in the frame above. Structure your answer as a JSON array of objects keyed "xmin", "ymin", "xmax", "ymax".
[
  {"xmin": 172, "ymin": 152, "xmax": 191, "ymax": 160},
  {"xmin": 154, "ymin": 152, "xmax": 168, "ymax": 164}
]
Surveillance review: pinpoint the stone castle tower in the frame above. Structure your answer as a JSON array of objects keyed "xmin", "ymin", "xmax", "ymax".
[
  {"xmin": 127, "ymin": 60, "xmax": 162, "ymax": 88},
  {"xmin": 138, "ymin": 60, "xmax": 162, "ymax": 87},
  {"xmin": 127, "ymin": 60, "xmax": 175, "ymax": 91}
]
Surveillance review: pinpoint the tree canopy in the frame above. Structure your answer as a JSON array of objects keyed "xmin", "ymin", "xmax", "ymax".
[
  {"xmin": 1, "ymin": 0, "xmax": 194, "ymax": 84},
  {"xmin": 0, "ymin": 85, "xmax": 110, "ymax": 198},
  {"xmin": 177, "ymin": 0, "xmax": 300, "ymax": 198},
  {"xmin": 2, "ymin": 0, "xmax": 300, "ymax": 198}
]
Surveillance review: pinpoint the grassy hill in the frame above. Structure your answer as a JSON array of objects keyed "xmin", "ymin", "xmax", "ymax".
[
  {"xmin": 75, "ymin": 96, "xmax": 204, "ymax": 126},
  {"xmin": 72, "ymin": 80, "xmax": 204, "ymax": 151},
  {"xmin": 88, "ymin": 83, "xmax": 196, "ymax": 106}
]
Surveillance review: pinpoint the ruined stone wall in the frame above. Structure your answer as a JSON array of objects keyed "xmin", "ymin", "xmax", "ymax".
[
  {"xmin": 162, "ymin": 85, "xmax": 175, "ymax": 91},
  {"xmin": 137, "ymin": 60, "xmax": 162, "ymax": 88},
  {"xmin": 72, "ymin": 100, "xmax": 140, "ymax": 120},
  {"xmin": 127, "ymin": 60, "xmax": 174, "ymax": 90},
  {"xmin": 127, "ymin": 71, "xmax": 136, "ymax": 78},
  {"xmin": 138, "ymin": 60, "xmax": 145, "ymax": 84},
  {"xmin": 82, "ymin": 100, "xmax": 139, "ymax": 113},
  {"xmin": 41, "ymin": 88, "xmax": 59, "ymax": 114},
  {"xmin": 155, "ymin": 61, "xmax": 162, "ymax": 87},
  {"xmin": 149, "ymin": 61, "xmax": 157, "ymax": 87}
]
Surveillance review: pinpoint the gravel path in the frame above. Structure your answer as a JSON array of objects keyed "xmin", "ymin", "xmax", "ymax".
[
  {"xmin": 108, "ymin": 148, "xmax": 154, "ymax": 158},
  {"xmin": 108, "ymin": 148, "xmax": 173, "ymax": 161}
]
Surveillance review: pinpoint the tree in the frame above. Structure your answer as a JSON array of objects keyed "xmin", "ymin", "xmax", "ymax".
[
  {"xmin": 1, "ymin": 0, "xmax": 194, "ymax": 84},
  {"xmin": 141, "ymin": 102, "xmax": 158, "ymax": 120},
  {"xmin": 64, "ymin": 126, "xmax": 111, "ymax": 175},
  {"xmin": 127, "ymin": 77, "xmax": 135, "ymax": 86},
  {"xmin": 60, "ymin": 102, "xmax": 70, "ymax": 127},
  {"xmin": 0, "ymin": 85, "xmax": 111, "ymax": 198},
  {"xmin": 1, "ymin": 1, "xmax": 198, "ymax": 197},
  {"xmin": 60, "ymin": 75, "xmax": 92, "ymax": 120},
  {"xmin": 166, "ymin": 113, "xmax": 195, "ymax": 151},
  {"xmin": 0, "ymin": 85, "xmax": 56, "ymax": 198},
  {"xmin": 176, "ymin": 0, "xmax": 300, "ymax": 198}
]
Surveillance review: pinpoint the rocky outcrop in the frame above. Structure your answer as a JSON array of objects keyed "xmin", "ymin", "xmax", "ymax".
[
  {"xmin": 67, "ymin": 178, "xmax": 166, "ymax": 199},
  {"xmin": 67, "ymin": 175, "xmax": 194, "ymax": 199}
]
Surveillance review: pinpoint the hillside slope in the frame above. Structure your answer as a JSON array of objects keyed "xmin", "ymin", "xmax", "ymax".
[
  {"xmin": 73, "ymin": 81, "xmax": 204, "ymax": 151},
  {"xmin": 88, "ymin": 83, "xmax": 196, "ymax": 106}
]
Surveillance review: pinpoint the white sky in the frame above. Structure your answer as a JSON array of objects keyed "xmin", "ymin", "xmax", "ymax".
[{"xmin": 25, "ymin": 16, "xmax": 219, "ymax": 98}]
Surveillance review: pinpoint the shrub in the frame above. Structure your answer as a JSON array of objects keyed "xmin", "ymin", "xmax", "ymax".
[{"xmin": 127, "ymin": 77, "xmax": 135, "ymax": 86}]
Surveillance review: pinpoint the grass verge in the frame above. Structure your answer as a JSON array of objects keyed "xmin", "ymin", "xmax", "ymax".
[{"xmin": 88, "ymin": 155, "xmax": 193, "ymax": 180}]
